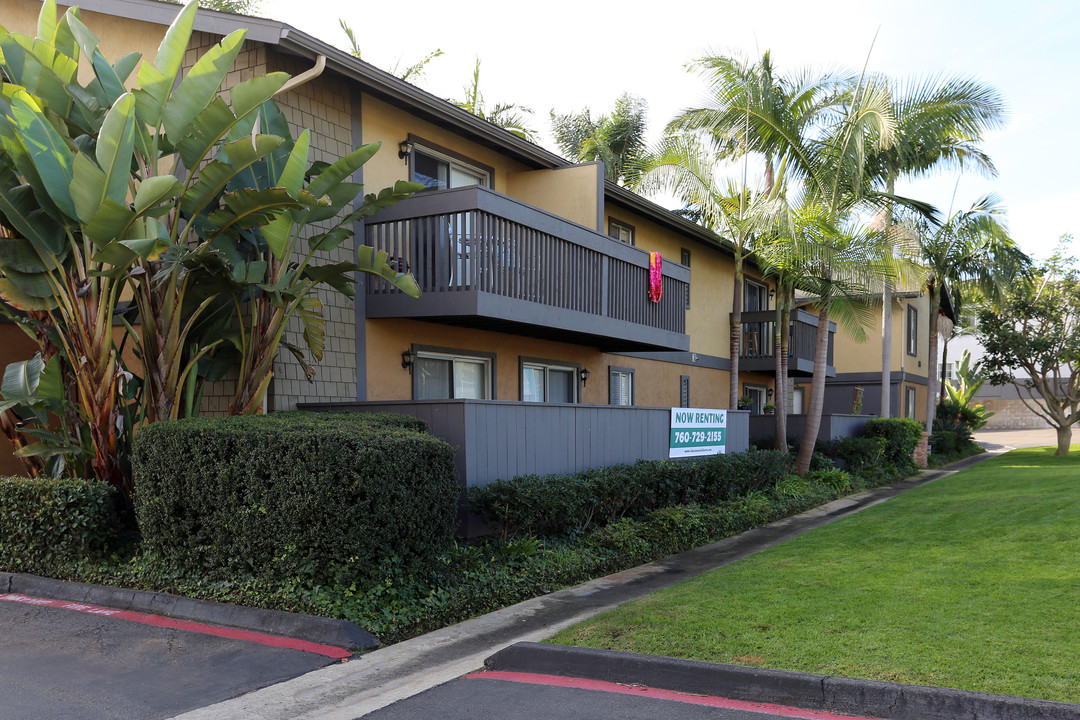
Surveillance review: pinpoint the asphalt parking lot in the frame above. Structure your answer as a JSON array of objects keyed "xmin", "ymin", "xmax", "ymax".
[{"xmin": 0, "ymin": 595, "xmax": 341, "ymax": 720}]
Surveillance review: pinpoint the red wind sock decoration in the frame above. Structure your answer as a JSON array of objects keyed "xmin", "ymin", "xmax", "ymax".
[{"xmin": 648, "ymin": 252, "xmax": 663, "ymax": 303}]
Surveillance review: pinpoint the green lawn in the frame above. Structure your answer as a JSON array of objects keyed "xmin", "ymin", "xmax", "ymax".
[{"xmin": 549, "ymin": 446, "xmax": 1080, "ymax": 703}]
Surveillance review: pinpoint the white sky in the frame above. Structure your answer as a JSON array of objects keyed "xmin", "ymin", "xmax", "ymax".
[{"xmin": 261, "ymin": 0, "xmax": 1080, "ymax": 263}]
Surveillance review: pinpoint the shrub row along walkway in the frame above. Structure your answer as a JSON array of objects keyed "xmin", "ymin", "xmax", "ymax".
[{"xmin": 171, "ymin": 451, "xmax": 997, "ymax": 720}]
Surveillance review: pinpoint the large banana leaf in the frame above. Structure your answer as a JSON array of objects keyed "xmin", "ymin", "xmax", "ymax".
[
  {"xmin": 134, "ymin": 0, "xmax": 197, "ymax": 126},
  {"xmin": 0, "ymin": 173, "xmax": 66, "ymax": 255},
  {"xmin": 180, "ymin": 135, "xmax": 284, "ymax": 219},
  {"xmin": 9, "ymin": 90, "xmax": 77, "ymax": 219},
  {"xmin": 95, "ymin": 92, "xmax": 136, "ymax": 206},
  {"xmin": 162, "ymin": 28, "xmax": 246, "ymax": 141}
]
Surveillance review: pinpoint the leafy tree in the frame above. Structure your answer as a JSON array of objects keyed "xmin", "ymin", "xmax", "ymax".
[
  {"xmin": 551, "ymin": 93, "xmax": 647, "ymax": 184},
  {"xmin": 453, "ymin": 59, "xmax": 537, "ymax": 142},
  {"xmin": 338, "ymin": 20, "xmax": 443, "ymax": 83},
  {"xmin": 977, "ymin": 237, "xmax": 1079, "ymax": 456},
  {"xmin": 908, "ymin": 194, "xmax": 1027, "ymax": 435},
  {"xmin": 866, "ymin": 74, "xmax": 1005, "ymax": 416},
  {"xmin": 0, "ymin": 0, "xmax": 420, "ymax": 497}
]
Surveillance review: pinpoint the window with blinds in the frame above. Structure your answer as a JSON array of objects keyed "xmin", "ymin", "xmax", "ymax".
[{"xmin": 609, "ymin": 366, "xmax": 634, "ymax": 406}]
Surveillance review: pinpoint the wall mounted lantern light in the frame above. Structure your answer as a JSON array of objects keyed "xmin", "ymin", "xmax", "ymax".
[
  {"xmin": 398, "ymin": 139, "xmax": 414, "ymax": 164},
  {"xmin": 580, "ymin": 368, "xmax": 591, "ymax": 386},
  {"xmin": 767, "ymin": 387, "xmax": 774, "ymax": 398},
  {"xmin": 401, "ymin": 349, "xmax": 416, "ymax": 372}
]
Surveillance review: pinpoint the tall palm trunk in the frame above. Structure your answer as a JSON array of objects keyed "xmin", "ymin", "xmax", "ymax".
[
  {"xmin": 773, "ymin": 297, "xmax": 784, "ymax": 449},
  {"xmin": 881, "ymin": 284, "xmax": 893, "ymax": 416},
  {"xmin": 796, "ymin": 303, "xmax": 831, "ymax": 475},
  {"xmin": 730, "ymin": 251, "xmax": 744, "ymax": 408},
  {"xmin": 940, "ymin": 339, "xmax": 950, "ymax": 402},
  {"xmin": 880, "ymin": 174, "xmax": 896, "ymax": 418},
  {"xmin": 925, "ymin": 280, "xmax": 941, "ymax": 431},
  {"xmin": 773, "ymin": 287, "xmax": 791, "ymax": 449}
]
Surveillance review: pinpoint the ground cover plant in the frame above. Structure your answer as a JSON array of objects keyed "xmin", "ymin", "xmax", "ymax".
[{"xmin": 548, "ymin": 445, "xmax": 1080, "ymax": 703}]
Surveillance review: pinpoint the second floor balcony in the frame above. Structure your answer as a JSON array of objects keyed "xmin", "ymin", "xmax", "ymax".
[
  {"xmin": 736, "ymin": 309, "xmax": 836, "ymax": 377},
  {"xmin": 364, "ymin": 186, "xmax": 690, "ymax": 352}
]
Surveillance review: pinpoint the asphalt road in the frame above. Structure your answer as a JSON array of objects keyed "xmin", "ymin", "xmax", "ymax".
[
  {"xmin": 0, "ymin": 598, "xmax": 337, "ymax": 720},
  {"xmin": 363, "ymin": 672, "xmax": 879, "ymax": 720}
]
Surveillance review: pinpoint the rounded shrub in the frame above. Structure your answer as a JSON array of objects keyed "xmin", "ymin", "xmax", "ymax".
[
  {"xmin": 132, "ymin": 412, "xmax": 458, "ymax": 588},
  {"xmin": 0, "ymin": 476, "xmax": 117, "ymax": 573}
]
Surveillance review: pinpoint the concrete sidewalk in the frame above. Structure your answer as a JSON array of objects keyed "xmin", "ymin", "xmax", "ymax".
[{"xmin": 171, "ymin": 451, "xmax": 1001, "ymax": 720}]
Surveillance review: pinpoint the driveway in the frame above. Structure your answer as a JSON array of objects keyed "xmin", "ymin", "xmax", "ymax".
[{"xmin": 973, "ymin": 427, "xmax": 1059, "ymax": 451}]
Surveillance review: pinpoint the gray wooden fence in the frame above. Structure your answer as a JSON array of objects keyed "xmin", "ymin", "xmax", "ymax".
[
  {"xmin": 748, "ymin": 413, "xmax": 872, "ymax": 446},
  {"xmin": 301, "ymin": 399, "xmax": 750, "ymax": 489}
]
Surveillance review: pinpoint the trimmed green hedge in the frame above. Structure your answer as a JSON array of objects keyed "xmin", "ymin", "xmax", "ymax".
[
  {"xmin": 862, "ymin": 417, "xmax": 924, "ymax": 467},
  {"xmin": 467, "ymin": 449, "xmax": 792, "ymax": 539},
  {"xmin": 0, "ymin": 477, "xmax": 117, "ymax": 573},
  {"xmin": 132, "ymin": 412, "xmax": 458, "ymax": 587}
]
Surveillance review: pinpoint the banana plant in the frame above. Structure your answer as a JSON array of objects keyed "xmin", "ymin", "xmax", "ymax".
[{"xmin": 0, "ymin": 0, "xmax": 421, "ymax": 492}]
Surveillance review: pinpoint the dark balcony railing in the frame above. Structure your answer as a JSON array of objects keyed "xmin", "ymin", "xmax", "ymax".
[
  {"xmin": 364, "ymin": 186, "xmax": 690, "ymax": 351},
  {"xmin": 735, "ymin": 309, "xmax": 835, "ymax": 376}
]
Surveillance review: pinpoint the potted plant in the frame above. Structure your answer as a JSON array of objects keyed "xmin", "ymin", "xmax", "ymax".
[
  {"xmin": 737, "ymin": 395, "xmax": 753, "ymax": 411},
  {"xmin": 763, "ymin": 402, "xmax": 776, "ymax": 415}
]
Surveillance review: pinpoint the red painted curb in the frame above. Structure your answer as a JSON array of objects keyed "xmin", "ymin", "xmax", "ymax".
[
  {"xmin": 0, "ymin": 592, "xmax": 351, "ymax": 660},
  {"xmin": 465, "ymin": 670, "xmax": 881, "ymax": 720}
]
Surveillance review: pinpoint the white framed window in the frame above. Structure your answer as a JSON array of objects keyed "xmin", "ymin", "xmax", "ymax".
[
  {"xmin": 609, "ymin": 366, "xmax": 634, "ymax": 406},
  {"xmin": 906, "ymin": 386, "xmax": 917, "ymax": 419},
  {"xmin": 410, "ymin": 141, "xmax": 491, "ymax": 192},
  {"xmin": 608, "ymin": 218, "xmax": 635, "ymax": 245},
  {"xmin": 521, "ymin": 358, "xmax": 579, "ymax": 403},
  {"xmin": 414, "ymin": 348, "xmax": 494, "ymax": 400}
]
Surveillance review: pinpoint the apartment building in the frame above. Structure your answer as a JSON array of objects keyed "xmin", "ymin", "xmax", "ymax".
[{"xmin": 2, "ymin": 0, "xmax": 890, "ymax": 486}]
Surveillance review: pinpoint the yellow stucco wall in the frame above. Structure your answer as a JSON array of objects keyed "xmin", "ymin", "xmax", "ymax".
[
  {"xmin": 505, "ymin": 164, "xmax": 602, "ymax": 231},
  {"xmin": 3, "ymin": 4, "xmax": 171, "ymax": 86},
  {"xmin": 365, "ymin": 318, "xmax": 768, "ymax": 409},
  {"xmin": 360, "ymin": 95, "xmax": 531, "ymax": 192},
  {"xmin": 829, "ymin": 293, "xmax": 931, "ymax": 377},
  {"xmin": 605, "ymin": 207, "xmax": 773, "ymax": 362}
]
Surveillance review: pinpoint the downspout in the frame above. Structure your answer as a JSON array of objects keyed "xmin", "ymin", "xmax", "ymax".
[{"xmin": 251, "ymin": 54, "xmax": 327, "ymax": 149}]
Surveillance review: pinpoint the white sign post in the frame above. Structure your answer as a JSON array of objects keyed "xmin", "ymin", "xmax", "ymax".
[{"xmin": 669, "ymin": 408, "xmax": 727, "ymax": 458}]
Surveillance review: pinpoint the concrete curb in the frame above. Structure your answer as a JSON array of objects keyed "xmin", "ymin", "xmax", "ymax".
[
  {"xmin": 486, "ymin": 642, "xmax": 1080, "ymax": 720},
  {"xmin": 0, "ymin": 571, "xmax": 378, "ymax": 652}
]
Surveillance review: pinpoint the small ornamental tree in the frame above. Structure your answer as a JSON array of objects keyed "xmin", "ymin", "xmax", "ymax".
[
  {"xmin": 977, "ymin": 237, "xmax": 1079, "ymax": 456},
  {"xmin": 0, "ymin": 0, "xmax": 421, "ymax": 496}
]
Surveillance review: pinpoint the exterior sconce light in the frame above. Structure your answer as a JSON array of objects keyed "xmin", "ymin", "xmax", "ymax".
[
  {"xmin": 767, "ymin": 387, "xmax": 774, "ymax": 398},
  {"xmin": 768, "ymin": 288, "xmax": 776, "ymax": 298},
  {"xmin": 401, "ymin": 349, "xmax": 416, "ymax": 371},
  {"xmin": 398, "ymin": 139, "xmax": 414, "ymax": 164},
  {"xmin": 580, "ymin": 368, "xmax": 591, "ymax": 386}
]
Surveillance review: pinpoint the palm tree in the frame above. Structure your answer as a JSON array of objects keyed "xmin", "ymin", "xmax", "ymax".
[
  {"xmin": 453, "ymin": 58, "xmax": 537, "ymax": 142},
  {"xmin": 910, "ymin": 194, "xmax": 1027, "ymax": 433},
  {"xmin": 867, "ymin": 74, "xmax": 1005, "ymax": 417},
  {"xmin": 789, "ymin": 68, "xmax": 922, "ymax": 475},
  {"xmin": 665, "ymin": 51, "xmax": 850, "ymax": 409},
  {"xmin": 550, "ymin": 93, "xmax": 648, "ymax": 184}
]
